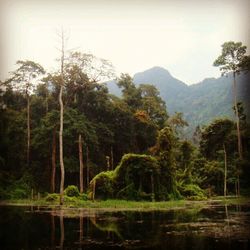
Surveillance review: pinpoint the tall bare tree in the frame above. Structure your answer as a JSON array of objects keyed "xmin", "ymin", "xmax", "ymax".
[
  {"xmin": 79, "ymin": 134, "xmax": 84, "ymax": 193},
  {"xmin": 51, "ymin": 127, "xmax": 57, "ymax": 193},
  {"xmin": 59, "ymin": 30, "xmax": 66, "ymax": 205}
]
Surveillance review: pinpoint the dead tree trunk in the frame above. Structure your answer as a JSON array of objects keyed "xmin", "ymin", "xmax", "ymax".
[
  {"xmin": 27, "ymin": 93, "xmax": 30, "ymax": 167},
  {"xmin": 51, "ymin": 128, "xmax": 56, "ymax": 193},
  {"xmin": 110, "ymin": 146, "xmax": 114, "ymax": 170},
  {"xmin": 106, "ymin": 156, "xmax": 110, "ymax": 171},
  {"xmin": 86, "ymin": 146, "xmax": 89, "ymax": 187},
  {"xmin": 233, "ymin": 72, "xmax": 243, "ymax": 160},
  {"xmin": 59, "ymin": 30, "xmax": 65, "ymax": 205},
  {"xmin": 233, "ymin": 72, "xmax": 242, "ymax": 196},
  {"xmin": 223, "ymin": 143, "xmax": 227, "ymax": 197},
  {"xmin": 79, "ymin": 134, "xmax": 84, "ymax": 193},
  {"xmin": 151, "ymin": 174, "xmax": 155, "ymax": 202}
]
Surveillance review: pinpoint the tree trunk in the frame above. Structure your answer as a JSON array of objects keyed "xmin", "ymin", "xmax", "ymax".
[
  {"xmin": 233, "ymin": 72, "xmax": 243, "ymax": 159},
  {"xmin": 92, "ymin": 179, "xmax": 96, "ymax": 201},
  {"xmin": 86, "ymin": 146, "xmax": 89, "ymax": 187},
  {"xmin": 59, "ymin": 30, "xmax": 65, "ymax": 205},
  {"xmin": 110, "ymin": 146, "xmax": 114, "ymax": 170},
  {"xmin": 223, "ymin": 143, "xmax": 227, "ymax": 197},
  {"xmin": 27, "ymin": 94, "xmax": 30, "ymax": 167},
  {"xmin": 106, "ymin": 156, "xmax": 110, "ymax": 171},
  {"xmin": 151, "ymin": 174, "xmax": 155, "ymax": 202},
  {"xmin": 79, "ymin": 134, "xmax": 84, "ymax": 193},
  {"xmin": 51, "ymin": 128, "xmax": 56, "ymax": 193},
  {"xmin": 233, "ymin": 72, "xmax": 242, "ymax": 196},
  {"xmin": 237, "ymin": 176, "xmax": 240, "ymax": 197},
  {"xmin": 59, "ymin": 82, "xmax": 65, "ymax": 205}
]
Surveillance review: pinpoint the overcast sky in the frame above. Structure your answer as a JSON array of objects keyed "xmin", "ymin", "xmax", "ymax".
[{"xmin": 0, "ymin": 0, "xmax": 249, "ymax": 84}]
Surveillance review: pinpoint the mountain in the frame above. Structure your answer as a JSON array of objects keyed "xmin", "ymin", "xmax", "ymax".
[
  {"xmin": 133, "ymin": 66, "xmax": 189, "ymax": 113},
  {"xmin": 106, "ymin": 67, "xmax": 250, "ymax": 136}
]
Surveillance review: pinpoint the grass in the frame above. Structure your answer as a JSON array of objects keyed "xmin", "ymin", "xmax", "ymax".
[
  {"xmin": 210, "ymin": 195, "xmax": 250, "ymax": 206},
  {"xmin": 1, "ymin": 195, "xmax": 249, "ymax": 211},
  {"xmin": 0, "ymin": 197, "xmax": 187, "ymax": 210}
]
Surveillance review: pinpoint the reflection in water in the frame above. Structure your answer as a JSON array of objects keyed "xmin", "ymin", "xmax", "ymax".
[
  {"xmin": 59, "ymin": 209, "xmax": 64, "ymax": 249},
  {"xmin": 79, "ymin": 210, "xmax": 83, "ymax": 244},
  {"xmin": 225, "ymin": 204, "xmax": 231, "ymax": 240},
  {"xmin": 51, "ymin": 212, "xmax": 55, "ymax": 248},
  {"xmin": 0, "ymin": 204, "xmax": 249, "ymax": 249}
]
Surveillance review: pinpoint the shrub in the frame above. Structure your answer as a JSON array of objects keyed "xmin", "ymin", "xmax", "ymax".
[
  {"xmin": 89, "ymin": 154, "xmax": 160, "ymax": 200},
  {"xmin": 90, "ymin": 171, "xmax": 114, "ymax": 199},
  {"xmin": 181, "ymin": 184, "xmax": 206, "ymax": 200},
  {"xmin": 45, "ymin": 193, "xmax": 59, "ymax": 202},
  {"xmin": 9, "ymin": 188, "xmax": 28, "ymax": 199},
  {"xmin": 79, "ymin": 193, "xmax": 88, "ymax": 201},
  {"xmin": 64, "ymin": 195, "xmax": 78, "ymax": 203},
  {"xmin": 64, "ymin": 185, "xmax": 80, "ymax": 197}
]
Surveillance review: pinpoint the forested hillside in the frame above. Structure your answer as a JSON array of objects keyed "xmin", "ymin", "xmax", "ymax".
[{"xmin": 108, "ymin": 67, "xmax": 250, "ymax": 137}]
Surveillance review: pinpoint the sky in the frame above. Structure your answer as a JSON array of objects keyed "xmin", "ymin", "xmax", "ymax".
[{"xmin": 0, "ymin": 0, "xmax": 249, "ymax": 85}]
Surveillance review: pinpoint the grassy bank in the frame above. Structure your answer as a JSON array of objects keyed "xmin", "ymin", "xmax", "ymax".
[{"xmin": 1, "ymin": 196, "xmax": 249, "ymax": 211}]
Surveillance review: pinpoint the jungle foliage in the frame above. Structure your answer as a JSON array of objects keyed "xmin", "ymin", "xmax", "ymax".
[{"xmin": 0, "ymin": 42, "xmax": 249, "ymax": 202}]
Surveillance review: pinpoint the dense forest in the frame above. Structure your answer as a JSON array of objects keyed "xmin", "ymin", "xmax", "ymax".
[
  {"xmin": 108, "ymin": 66, "xmax": 250, "ymax": 138},
  {"xmin": 0, "ymin": 41, "xmax": 249, "ymax": 203}
]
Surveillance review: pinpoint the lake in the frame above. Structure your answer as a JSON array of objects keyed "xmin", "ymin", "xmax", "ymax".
[{"xmin": 0, "ymin": 203, "xmax": 249, "ymax": 249}]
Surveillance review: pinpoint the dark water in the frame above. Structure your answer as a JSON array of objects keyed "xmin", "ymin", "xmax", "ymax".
[{"xmin": 0, "ymin": 204, "xmax": 250, "ymax": 250}]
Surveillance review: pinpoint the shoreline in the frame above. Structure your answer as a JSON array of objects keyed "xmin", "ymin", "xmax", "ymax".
[{"xmin": 0, "ymin": 196, "xmax": 249, "ymax": 213}]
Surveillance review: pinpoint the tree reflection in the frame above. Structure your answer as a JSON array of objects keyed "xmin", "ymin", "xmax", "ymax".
[{"xmin": 59, "ymin": 209, "xmax": 64, "ymax": 249}]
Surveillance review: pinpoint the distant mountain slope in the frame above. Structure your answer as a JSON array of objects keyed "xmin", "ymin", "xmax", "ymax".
[
  {"xmin": 133, "ymin": 66, "xmax": 189, "ymax": 113},
  {"xmin": 106, "ymin": 67, "xmax": 250, "ymax": 136},
  {"xmin": 176, "ymin": 73, "xmax": 250, "ymax": 130}
]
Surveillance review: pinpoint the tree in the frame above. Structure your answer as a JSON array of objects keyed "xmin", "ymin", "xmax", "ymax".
[
  {"xmin": 117, "ymin": 74, "xmax": 142, "ymax": 111},
  {"xmin": 200, "ymin": 119, "xmax": 234, "ymax": 196},
  {"xmin": 139, "ymin": 84, "xmax": 168, "ymax": 128},
  {"xmin": 63, "ymin": 108, "xmax": 97, "ymax": 193},
  {"xmin": 58, "ymin": 31, "xmax": 66, "ymax": 205},
  {"xmin": 9, "ymin": 60, "xmax": 45, "ymax": 167},
  {"xmin": 192, "ymin": 125, "xmax": 202, "ymax": 145},
  {"xmin": 167, "ymin": 112, "xmax": 188, "ymax": 137},
  {"xmin": 239, "ymin": 55, "xmax": 250, "ymax": 72},
  {"xmin": 213, "ymin": 41, "xmax": 247, "ymax": 161},
  {"xmin": 153, "ymin": 126, "xmax": 177, "ymax": 198},
  {"xmin": 32, "ymin": 109, "xmax": 59, "ymax": 192}
]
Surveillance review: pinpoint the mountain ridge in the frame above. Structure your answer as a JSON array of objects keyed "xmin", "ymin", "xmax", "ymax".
[{"xmin": 106, "ymin": 66, "xmax": 250, "ymax": 136}]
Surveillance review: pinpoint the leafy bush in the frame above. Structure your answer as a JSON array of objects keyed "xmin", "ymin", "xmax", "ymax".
[
  {"xmin": 64, "ymin": 185, "xmax": 80, "ymax": 197},
  {"xmin": 90, "ymin": 171, "xmax": 114, "ymax": 199},
  {"xmin": 64, "ymin": 195, "xmax": 79, "ymax": 203},
  {"xmin": 9, "ymin": 188, "xmax": 28, "ymax": 199},
  {"xmin": 180, "ymin": 184, "xmax": 206, "ymax": 200},
  {"xmin": 79, "ymin": 193, "xmax": 88, "ymax": 200},
  {"xmin": 2, "ymin": 174, "xmax": 33, "ymax": 199},
  {"xmin": 45, "ymin": 193, "xmax": 59, "ymax": 202},
  {"xmin": 90, "ymin": 154, "xmax": 160, "ymax": 200}
]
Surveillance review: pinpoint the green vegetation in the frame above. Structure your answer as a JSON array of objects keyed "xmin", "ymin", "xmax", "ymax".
[
  {"xmin": 2, "ymin": 195, "xmax": 249, "ymax": 211},
  {"xmin": 64, "ymin": 185, "xmax": 80, "ymax": 197},
  {"xmin": 0, "ymin": 41, "xmax": 249, "ymax": 205},
  {"xmin": 90, "ymin": 154, "xmax": 160, "ymax": 200}
]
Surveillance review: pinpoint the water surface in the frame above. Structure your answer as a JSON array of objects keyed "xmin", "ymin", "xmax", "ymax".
[{"xmin": 0, "ymin": 203, "xmax": 249, "ymax": 249}]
